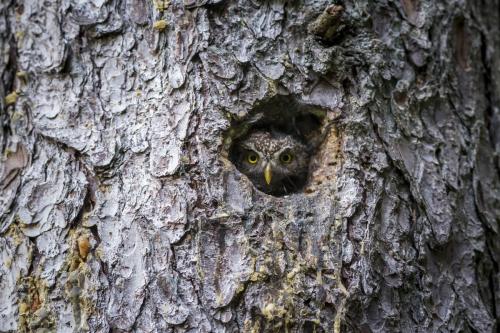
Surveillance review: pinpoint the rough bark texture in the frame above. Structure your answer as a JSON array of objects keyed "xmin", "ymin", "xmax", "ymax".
[{"xmin": 1, "ymin": 0, "xmax": 499, "ymax": 332}]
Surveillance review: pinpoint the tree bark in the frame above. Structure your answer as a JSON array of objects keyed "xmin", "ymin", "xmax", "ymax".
[{"xmin": 1, "ymin": 0, "xmax": 499, "ymax": 332}]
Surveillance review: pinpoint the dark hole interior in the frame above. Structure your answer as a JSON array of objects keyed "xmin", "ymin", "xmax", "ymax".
[
  {"xmin": 227, "ymin": 95, "xmax": 325, "ymax": 196},
  {"xmin": 302, "ymin": 320, "xmax": 324, "ymax": 333}
]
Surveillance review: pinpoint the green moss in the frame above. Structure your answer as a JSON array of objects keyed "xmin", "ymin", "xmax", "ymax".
[
  {"xmin": 5, "ymin": 91, "xmax": 18, "ymax": 105},
  {"xmin": 153, "ymin": 20, "xmax": 168, "ymax": 31},
  {"xmin": 153, "ymin": 0, "xmax": 170, "ymax": 11},
  {"xmin": 17, "ymin": 277, "xmax": 55, "ymax": 333}
]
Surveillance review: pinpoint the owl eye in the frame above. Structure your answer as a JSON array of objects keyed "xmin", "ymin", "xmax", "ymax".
[
  {"xmin": 246, "ymin": 152, "xmax": 259, "ymax": 164},
  {"xmin": 280, "ymin": 152, "xmax": 293, "ymax": 164}
]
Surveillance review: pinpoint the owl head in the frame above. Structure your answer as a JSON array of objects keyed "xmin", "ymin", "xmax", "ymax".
[{"xmin": 233, "ymin": 130, "xmax": 310, "ymax": 195}]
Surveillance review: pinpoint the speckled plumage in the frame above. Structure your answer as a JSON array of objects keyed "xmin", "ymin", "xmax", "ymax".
[{"xmin": 234, "ymin": 130, "xmax": 310, "ymax": 195}]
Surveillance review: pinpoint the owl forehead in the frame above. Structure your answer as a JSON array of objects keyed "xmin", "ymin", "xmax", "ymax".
[{"xmin": 242, "ymin": 131, "xmax": 295, "ymax": 156}]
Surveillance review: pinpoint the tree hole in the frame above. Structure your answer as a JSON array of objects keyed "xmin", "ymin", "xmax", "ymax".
[{"xmin": 225, "ymin": 95, "xmax": 327, "ymax": 196}]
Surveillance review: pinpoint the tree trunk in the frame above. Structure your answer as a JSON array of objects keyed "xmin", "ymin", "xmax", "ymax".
[{"xmin": 1, "ymin": 0, "xmax": 499, "ymax": 332}]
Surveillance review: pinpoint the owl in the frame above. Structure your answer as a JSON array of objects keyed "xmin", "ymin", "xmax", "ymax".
[{"xmin": 232, "ymin": 130, "xmax": 310, "ymax": 195}]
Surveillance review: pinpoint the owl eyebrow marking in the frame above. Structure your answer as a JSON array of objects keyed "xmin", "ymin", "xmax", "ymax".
[
  {"xmin": 273, "ymin": 146, "xmax": 292, "ymax": 157},
  {"xmin": 241, "ymin": 141, "xmax": 257, "ymax": 151}
]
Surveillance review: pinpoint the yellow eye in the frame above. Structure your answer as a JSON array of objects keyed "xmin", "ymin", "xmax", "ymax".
[
  {"xmin": 280, "ymin": 153, "xmax": 293, "ymax": 163},
  {"xmin": 247, "ymin": 152, "xmax": 259, "ymax": 164}
]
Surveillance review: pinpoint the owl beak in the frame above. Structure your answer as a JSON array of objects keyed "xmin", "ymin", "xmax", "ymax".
[{"xmin": 264, "ymin": 163, "xmax": 272, "ymax": 185}]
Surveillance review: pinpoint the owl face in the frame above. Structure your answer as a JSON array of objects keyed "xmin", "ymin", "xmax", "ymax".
[{"xmin": 234, "ymin": 130, "xmax": 309, "ymax": 195}]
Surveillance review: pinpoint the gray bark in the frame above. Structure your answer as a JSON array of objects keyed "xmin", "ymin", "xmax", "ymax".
[{"xmin": 1, "ymin": 0, "xmax": 499, "ymax": 332}]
